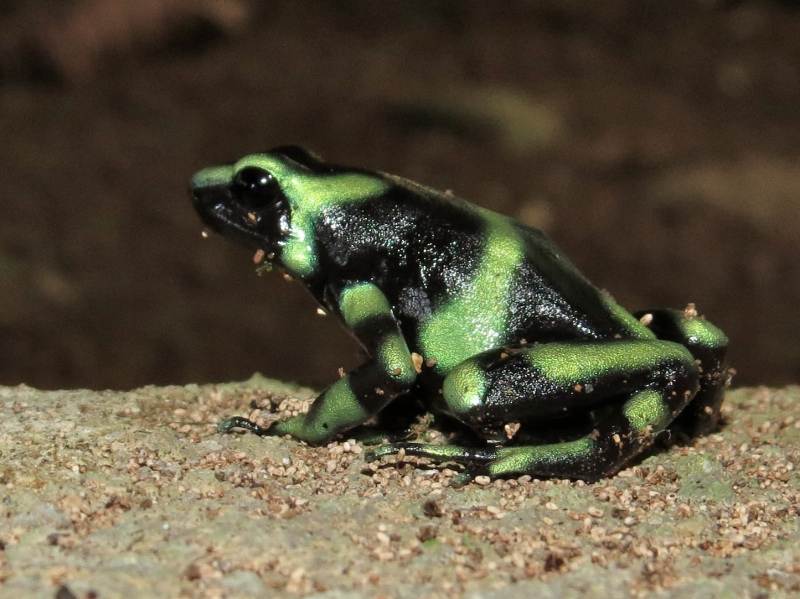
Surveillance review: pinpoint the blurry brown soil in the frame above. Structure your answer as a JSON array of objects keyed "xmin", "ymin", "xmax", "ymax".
[{"xmin": 0, "ymin": 0, "xmax": 799, "ymax": 391}]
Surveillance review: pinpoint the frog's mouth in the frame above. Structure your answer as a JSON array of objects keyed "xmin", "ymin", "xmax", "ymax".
[
  {"xmin": 191, "ymin": 181, "xmax": 289, "ymax": 253},
  {"xmin": 190, "ymin": 183, "xmax": 262, "ymax": 247}
]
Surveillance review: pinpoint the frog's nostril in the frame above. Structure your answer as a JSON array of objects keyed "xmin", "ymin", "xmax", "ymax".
[
  {"xmin": 190, "ymin": 187, "xmax": 205, "ymax": 204},
  {"xmin": 190, "ymin": 185, "xmax": 220, "ymax": 209},
  {"xmin": 189, "ymin": 190, "xmax": 208, "ymax": 211}
]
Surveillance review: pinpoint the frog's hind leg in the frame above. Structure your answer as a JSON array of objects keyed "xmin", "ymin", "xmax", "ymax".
[
  {"xmin": 369, "ymin": 340, "xmax": 700, "ymax": 482},
  {"xmin": 635, "ymin": 308, "xmax": 730, "ymax": 436},
  {"xmin": 370, "ymin": 387, "xmax": 692, "ymax": 484},
  {"xmin": 479, "ymin": 386, "xmax": 690, "ymax": 482}
]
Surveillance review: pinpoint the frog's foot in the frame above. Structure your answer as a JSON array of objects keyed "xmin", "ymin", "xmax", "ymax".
[
  {"xmin": 365, "ymin": 442, "xmax": 499, "ymax": 486},
  {"xmin": 349, "ymin": 427, "xmax": 416, "ymax": 446},
  {"xmin": 366, "ymin": 439, "xmax": 597, "ymax": 485},
  {"xmin": 217, "ymin": 416, "xmax": 272, "ymax": 435},
  {"xmin": 219, "ymin": 415, "xmax": 414, "ymax": 447},
  {"xmin": 367, "ymin": 441, "xmax": 498, "ymax": 463}
]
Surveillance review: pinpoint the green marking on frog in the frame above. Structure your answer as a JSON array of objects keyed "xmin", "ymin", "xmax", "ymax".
[
  {"xmin": 442, "ymin": 360, "xmax": 490, "ymax": 415},
  {"xmin": 340, "ymin": 281, "xmax": 393, "ymax": 327},
  {"xmin": 528, "ymin": 340, "xmax": 694, "ymax": 387},
  {"xmin": 419, "ymin": 213, "xmax": 524, "ymax": 372},
  {"xmin": 272, "ymin": 377, "xmax": 368, "ymax": 443},
  {"xmin": 623, "ymin": 389, "xmax": 672, "ymax": 432},
  {"xmin": 682, "ymin": 316, "xmax": 729, "ymax": 349}
]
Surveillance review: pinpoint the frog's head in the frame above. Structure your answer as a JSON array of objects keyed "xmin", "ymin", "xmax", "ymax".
[
  {"xmin": 190, "ymin": 146, "xmax": 333, "ymax": 255},
  {"xmin": 191, "ymin": 146, "xmax": 392, "ymax": 277}
]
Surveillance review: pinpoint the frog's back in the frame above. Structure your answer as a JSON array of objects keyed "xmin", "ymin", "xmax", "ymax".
[
  {"xmin": 504, "ymin": 220, "xmax": 651, "ymax": 344},
  {"xmin": 307, "ymin": 176, "xmax": 649, "ymax": 374}
]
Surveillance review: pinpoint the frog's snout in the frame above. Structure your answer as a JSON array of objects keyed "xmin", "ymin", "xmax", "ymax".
[
  {"xmin": 189, "ymin": 182, "xmax": 219, "ymax": 216},
  {"xmin": 189, "ymin": 183, "xmax": 205, "ymax": 207},
  {"xmin": 189, "ymin": 184, "xmax": 216, "ymax": 212},
  {"xmin": 190, "ymin": 165, "xmax": 235, "ymax": 201}
]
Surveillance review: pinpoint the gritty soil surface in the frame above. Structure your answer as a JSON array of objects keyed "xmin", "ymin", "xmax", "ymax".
[
  {"xmin": 1, "ymin": 1, "xmax": 799, "ymax": 392},
  {"xmin": 1, "ymin": 380, "xmax": 799, "ymax": 598}
]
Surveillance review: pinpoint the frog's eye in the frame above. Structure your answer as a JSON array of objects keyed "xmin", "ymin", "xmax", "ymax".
[{"xmin": 233, "ymin": 167, "xmax": 279, "ymax": 210}]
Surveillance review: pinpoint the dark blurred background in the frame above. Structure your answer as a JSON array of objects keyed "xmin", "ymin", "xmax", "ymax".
[{"xmin": 0, "ymin": 0, "xmax": 798, "ymax": 391}]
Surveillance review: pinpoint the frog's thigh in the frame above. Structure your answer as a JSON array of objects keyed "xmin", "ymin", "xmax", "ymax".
[
  {"xmin": 442, "ymin": 340, "xmax": 699, "ymax": 437},
  {"xmin": 271, "ymin": 282, "xmax": 417, "ymax": 443},
  {"xmin": 480, "ymin": 341, "xmax": 700, "ymax": 481}
]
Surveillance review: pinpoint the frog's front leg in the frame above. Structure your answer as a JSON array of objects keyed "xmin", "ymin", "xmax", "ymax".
[
  {"xmin": 219, "ymin": 282, "xmax": 418, "ymax": 443},
  {"xmin": 369, "ymin": 340, "xmax": 699, "ymax": 483}
]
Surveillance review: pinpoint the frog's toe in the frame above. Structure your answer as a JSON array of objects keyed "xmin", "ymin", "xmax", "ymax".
[
  {"xmin": 366, "ymin": 442, "xmax": 498, "ymax": 465},
  {"xmin": 349, "ymin": 427, "xmax": 415, "ymax": 446},
  {"xmin": 450, "ymin": 470, "xmax": 479, "ymax": 488},
  {"xmin": 364, "ymin": 442, "xmax": 404, "ymax": 462},
  {"xmin": 366, "ymin": 442, "xmax": 492, "ymax": 486},
  {"xmin": 217, "ymin": 416, "xmax": 272, "ymax": 435}
]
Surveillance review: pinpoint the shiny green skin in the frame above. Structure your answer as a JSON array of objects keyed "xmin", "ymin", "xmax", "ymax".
[{"xmin": 190, "ymin": 146, "xmax": 729, "ymax": 485}]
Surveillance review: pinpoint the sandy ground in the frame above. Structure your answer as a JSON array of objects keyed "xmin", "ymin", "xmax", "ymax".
[
  {"xmin": 1, "ymin": 379, "xmax": 798, "ymax": 598},
  {"xmin": 3, "ymin": 2, "xmax": 800, "ymax": 395}
]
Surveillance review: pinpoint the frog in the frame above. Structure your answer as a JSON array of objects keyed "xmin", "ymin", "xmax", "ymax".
[{"xmin": 190, "ymin": 146, "xmax": 729, "ymax": 485}]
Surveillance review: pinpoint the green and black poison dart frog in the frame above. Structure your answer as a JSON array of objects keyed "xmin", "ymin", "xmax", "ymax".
[{"xmin": 190, "ymin": 146, "xmax": 730, "ymax": 485}]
